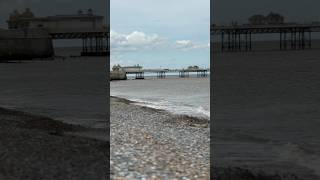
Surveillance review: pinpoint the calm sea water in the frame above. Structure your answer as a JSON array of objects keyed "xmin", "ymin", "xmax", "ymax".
[
  {"xmin": 111, "ymin": 75, "xmax": 210, "ymax": 119},
  {"xmin": 0, "ymin": 48, "xmax": 108, "ymax": 129},
  {"xmin": 213, "ymin": 49, "xmax": 320, "ymax": 179}
]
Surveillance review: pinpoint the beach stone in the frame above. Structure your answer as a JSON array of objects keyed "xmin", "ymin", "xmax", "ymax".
[
  {"xmin": 0, "ymin": 108, "xmax": 107, "ymax": 180},
  {"xmin": 110, "ymin": 97, "xmax": 210, "ymax": 179}
]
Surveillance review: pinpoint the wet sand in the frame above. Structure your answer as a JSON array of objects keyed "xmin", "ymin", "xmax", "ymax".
[
  {"xmin": 0, "ymin": 107, "xmax": 108, "ymax": 180},
  {"xmin": 110, "ymin": 96, "xmax": 210, "ymax": 179}
]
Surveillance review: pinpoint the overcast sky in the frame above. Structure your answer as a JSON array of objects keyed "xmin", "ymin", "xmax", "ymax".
[
  {"xmin": 111, "ymin": 0, "xmax": 210, "ymax": 69},
  {"xmin": 212, "ymin": 0, "xmax": 320, "ymax": 25},
  {"xmin": 0, "ymin": 0, "xmax": 108, "ymax": 28}
]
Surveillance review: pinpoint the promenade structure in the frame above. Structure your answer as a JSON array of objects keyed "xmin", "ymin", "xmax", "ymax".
[
  {"xmin": 212, "ymin": 13, "xmax": 320, "ymax": 52},
  {"xmin": 0, "ymin": 28, "xmax": 54, "ymax": 60},
  {"xmin": 211, "ymin": 24, "xmax": 320, "ymax": 52},
  {"xmin": 2, "ymin": 8, "xmax": 109, "ymax": 58},
  {"xmin": 111, "ymin": 65, "xmax": 209, "ymax": 80}
]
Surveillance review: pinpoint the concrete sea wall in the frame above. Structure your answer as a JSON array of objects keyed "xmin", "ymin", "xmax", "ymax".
[
  {"xmin": 0, "ymin": 29, "xmax": 54, "ymax": 61},
  {"xmin": 110, "ymin": 71, "xmax": 127, "ymax": 80}
]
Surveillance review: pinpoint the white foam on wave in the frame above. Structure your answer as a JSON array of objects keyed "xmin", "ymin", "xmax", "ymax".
[
  {"xmin": 113, "ymin": 95, "xmax": 210, "ymax": 120},
  {"xmin": 277, "ymin": 142, "xmax": 320, "ymax": 176},
  {"xmin": 194, "ymin": 106, "xmax": 210, "ymax": 118},
  {"xmin": 133, "ymin": 99, "xmax": 169, "ymax": 110}
]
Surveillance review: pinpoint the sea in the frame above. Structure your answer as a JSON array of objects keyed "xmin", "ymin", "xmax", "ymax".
[
  {"xmin": 110, "ymin": 74, "xmax": 210, "ymax": 120},
  {"xmin": 212, "ymin": 47, "xmax": 320, "ymax": 179},
  {"xmin": 0, "ymin": 47, "xmax": 108, "ymax": 129},
  {"xmin": 2, "ymin": 43, "xmax": 320, "ymax": 178}
]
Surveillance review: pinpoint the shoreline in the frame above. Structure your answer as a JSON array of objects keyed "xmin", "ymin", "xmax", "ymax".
[
  {"xmin": 0, "ymin": 107, "xmax": 107, "ymax": 180},
  {"xmin": 111, "ymin": 95, "xmax": 210, "ymax": 127}
]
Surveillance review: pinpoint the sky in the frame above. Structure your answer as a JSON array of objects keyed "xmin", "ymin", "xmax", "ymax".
[{"xmin": 111, "ymin": 0, "xmax": 210, "ymax": 69}]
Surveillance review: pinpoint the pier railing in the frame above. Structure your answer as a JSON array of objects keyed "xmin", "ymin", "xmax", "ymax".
[{"xmin": 0, "ymin": 29, "xmax": 51, "ymax": 39}]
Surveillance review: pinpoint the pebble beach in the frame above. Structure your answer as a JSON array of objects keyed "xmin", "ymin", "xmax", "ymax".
[
  {"xmin": 110, "ymin": 96, "xmax": 210, "ymax": 179},
  {"xmin": 0, "ymin": 107, "xmax": 108, "ymax": 180}
]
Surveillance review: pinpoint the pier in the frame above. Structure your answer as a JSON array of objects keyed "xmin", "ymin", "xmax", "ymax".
[
  {"xmin": 115, "ymin": 65, "xmax": 209, "ymax": 80},
  {"xmin": 5, "ymin": 9, "xmax": 109, "ymax": 57},
  {"xmin": 211, "ymin": 24, "xmax": 320, "ymax": 52},
  {"xmin": 49, "ymin": 28, "xmax": 109, "ymax": 56},
  {"xmin": 179, "ymin": 69, "xmax": 208, "ymax": 78}
]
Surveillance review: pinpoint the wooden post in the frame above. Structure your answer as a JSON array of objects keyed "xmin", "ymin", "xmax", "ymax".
[
  {"xmin": 245, "ymin": 32, "xmax": 248, "ymax": 51},
  {"xmin": 95, "ymin": 36, "xmax": 98, "ymax": 53},
  {"xmin": 249, "ymin": 32, "xmax": 252, "ymax": 51},
  {"xmin": 228, "ymin": 32, "xmax": 231, "ymax": 51},
  {"xmin": 309, "ymin": 30, "xmax": 312, "ymax": 49},
  {"xmin": 280, "ymin": 31, "xmax": 282, "ymax": 50},
  {"xmin": 302, "ymin": 30, "xmax": 305, "ymax": 49},
  {"xmin": 298, "ymin": 30, "xmax": 300, "ymax": 49},
  {"xmin": 82, "ymin": 38, "xmax": 85, "ymax": 52},
  {"xmin": 284, "ymin": 31, "xmax": 287, "ymax": 50},
  {"xmin": 291, "ymin": 31, "xmax": 294, "ymax": 49},
  {"xmin": 221, "ymin": 32, "xmax": 224, "ymax": 52},
  {"xmin": 238, "ymin": 32, "xmax": 241, "ymax": 51}
]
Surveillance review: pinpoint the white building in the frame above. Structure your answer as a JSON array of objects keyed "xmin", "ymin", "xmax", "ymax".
[{"xmin": 7, "ymin": 8, "xmax": 105, "ymax": 32}]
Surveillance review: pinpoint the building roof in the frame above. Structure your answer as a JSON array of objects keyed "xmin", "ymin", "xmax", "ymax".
[
  {"xmin": 50, "ymin": 14, "xmax": 104, "ymax": 19},
  {"xmin": 266, "ymin": 12, "xmax": 283, "ymax": 17},
  {"xmin": 0, "ymin": 28, "xmax": 50, "ymax": 38},
  {"xmin": 7, "ymin": 14, "xmax": 104, "ymax": 23}
]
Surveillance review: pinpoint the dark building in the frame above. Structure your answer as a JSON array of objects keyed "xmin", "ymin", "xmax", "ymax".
[
  {"xmin": 7, "ymin": 8, "xmax": 105, "ymax": 31},
  {"xmin": 7, "ymin": 8, "xmax": 35, "ymax": 29},
  {"xmin": 265, "ymin": 12, "xmax": 284, "ymax": 25},
  {"xmin": 248, "ymin": 15, "xmax": 265, "ymax": 25},
  {"xmin": 248, "ymin": 12, "xmax": 285, "ymax": 25}
]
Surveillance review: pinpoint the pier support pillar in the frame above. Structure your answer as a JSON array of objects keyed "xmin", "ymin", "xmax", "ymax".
[
  {"xmin": 81, "ymin": 35, "xmax": 108, "ymax": 56},
  {"xmin": 157, "ymin": 71, "xmax": 166, "ymax": 78},
  {"xmin": 221, "ymin": 32, "xmax": 224, "ymax": 52},
  {"xmin": 179, "ymin": 71, "xmax": 189, "ymax": 78},
  {"xmin": 249, "ymin": 32, "xmax": 252, "ymax": 51},
  {"xmin": 309, "ymin": 30, "xmax": 312, "ymax": 49},
  {"xmin": 135, "ymin": 72, "xmax": 144, "ymax": 79}
]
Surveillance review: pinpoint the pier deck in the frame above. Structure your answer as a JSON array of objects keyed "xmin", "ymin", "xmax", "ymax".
[
  {"xmin": 211, "ymin": 24, "xmax": 320, "ymax": 51},
  {"xmin": 124, "ymin": 68, "xmax": 209, "ymax": 79},
  {"xmin": 48, "ymin": 28, "xmax": 109, "ymax": 56}
]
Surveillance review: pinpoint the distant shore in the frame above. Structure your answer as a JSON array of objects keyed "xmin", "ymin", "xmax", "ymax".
[{"xmin": 0, "ymin": 107, "xmax": 107, "ymax": 180}]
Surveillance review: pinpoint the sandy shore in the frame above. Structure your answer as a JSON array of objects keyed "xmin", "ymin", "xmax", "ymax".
[
  {"xmin": 0, "ymin": 107, "xmax": 107, "ymax": 180},
  {"xmin": 110, "ymin": 96, "xmax": 210, "ymax": 179}
]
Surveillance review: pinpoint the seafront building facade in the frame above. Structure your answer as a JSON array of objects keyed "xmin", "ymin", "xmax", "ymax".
[
  {"xmin": 0, "ymin": 8, "xmax": 107, "ymax": 60},
  {"xmin": 0, "ymin": 28, "xmax": 53, "ymax": 60},
  {"xmin": 248, "ymin": 12, "xmax": 285, "ymax": 25},
  {"xmin": 7, "ymin": 8, "xmax": 105, "ymax": 32}
]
